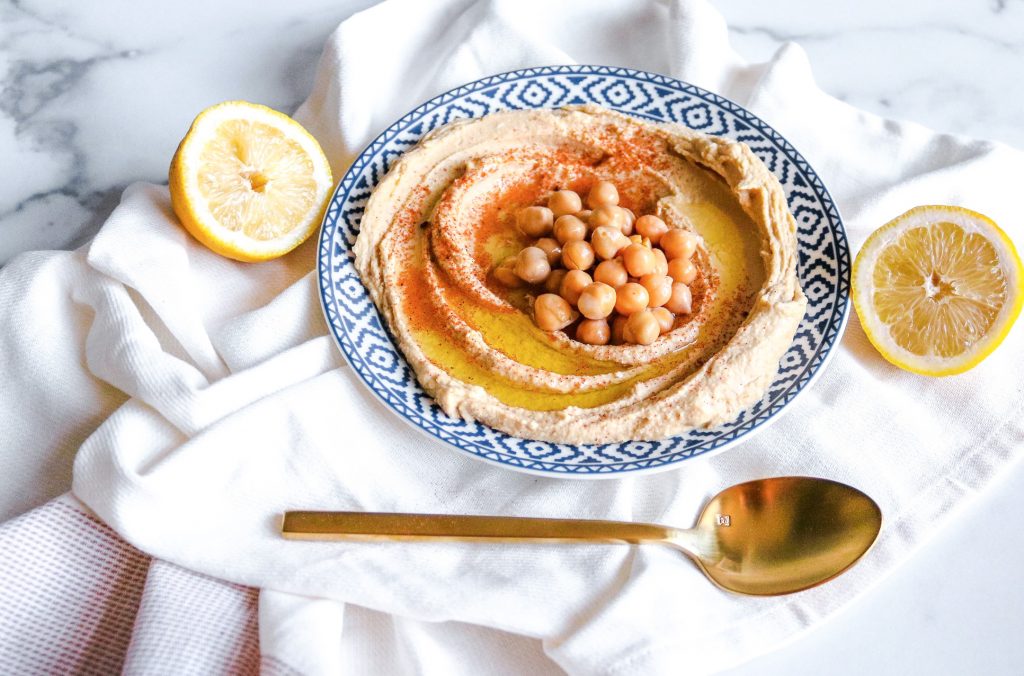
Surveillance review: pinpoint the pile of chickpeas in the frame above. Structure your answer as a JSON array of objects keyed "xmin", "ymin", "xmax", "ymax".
[{"xmin": 492, "ymin": 181, "xmax": 700, "ymax": 346}]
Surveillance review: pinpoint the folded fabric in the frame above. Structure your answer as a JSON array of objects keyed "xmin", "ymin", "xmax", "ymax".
[
  {"xmin": 0, "ymin": 496, "xmax": 263, "ymax": 675},
  {"xmin": 1, "ymin": 0, "xmax": 1022, "ymax": 673},
  {"xmin": 0, "ymin": 496, "xmax": 549, "ymax": 675}
]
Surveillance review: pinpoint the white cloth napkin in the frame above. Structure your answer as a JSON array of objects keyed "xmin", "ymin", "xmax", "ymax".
[{"xmin": 2, "ymin": 0, "xmax": 1023, "ymax": 673}]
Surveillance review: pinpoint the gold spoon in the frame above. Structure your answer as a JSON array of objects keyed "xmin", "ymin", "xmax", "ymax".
[{"xmin": 281, "ymin": 476, "xmax": 882, "ymax": 596}]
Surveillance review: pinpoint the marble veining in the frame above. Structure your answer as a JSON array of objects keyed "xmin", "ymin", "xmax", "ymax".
[
  {"xmin": 723, "ymin": 0, "xmax": 1024, "ymax": 150},
  {"xmin": 1, "ymin": 0, "xmax": 1022, "ymax": 265},
  {"xmin": 0, "ymin": 0, "xmax": 376, "ymax": 263},
  {"xmin": 1, "ymin": 2, "xmax": 1023, "ymax": 674},
  {"xmin": 1, "ymin": 4, "xmax": 138, "ymax": 260}
]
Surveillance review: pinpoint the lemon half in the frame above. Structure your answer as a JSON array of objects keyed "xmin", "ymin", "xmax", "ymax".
[
  {"xmin": 852, "ymin": 205, "xmax": 1023, "ymax": 376},
  {"xmin": 169, "ymin": 101, "xmax": 332, "ymax": 262}
]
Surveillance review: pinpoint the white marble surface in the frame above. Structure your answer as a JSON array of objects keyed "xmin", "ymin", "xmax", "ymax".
[{"xmin": 2, "ymin": 0, "xmax": 1023, "ymax": 673}]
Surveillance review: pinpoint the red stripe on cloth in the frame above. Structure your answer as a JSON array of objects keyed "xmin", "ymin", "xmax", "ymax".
[{"xmin": 0, "ymin": 499, "xmax": 267, "ymax": 675}]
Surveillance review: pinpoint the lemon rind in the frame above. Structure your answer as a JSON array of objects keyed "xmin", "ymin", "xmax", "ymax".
[
  {"xmin": 169, "ymin": 101, "xmax": 333, "ymax": 262},
  {"xmin": 852, "ymin": 205, "xmax": 1023, "ymax": 376}
]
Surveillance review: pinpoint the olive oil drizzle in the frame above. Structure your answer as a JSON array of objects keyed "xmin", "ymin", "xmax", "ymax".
[{"xmin": 401, "ymin": 195, "xmax": 763, "ymax": 412}]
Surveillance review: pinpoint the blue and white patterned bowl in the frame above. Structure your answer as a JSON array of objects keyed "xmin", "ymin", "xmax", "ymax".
[{"xmin": 317, "ymin": 65, "xmax": 850, "ymax": 478}]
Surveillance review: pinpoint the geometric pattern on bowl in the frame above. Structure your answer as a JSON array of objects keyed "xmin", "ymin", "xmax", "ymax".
[{"xmin": 318, "ymin": 65, "xmax": 850, "ymax": 477}]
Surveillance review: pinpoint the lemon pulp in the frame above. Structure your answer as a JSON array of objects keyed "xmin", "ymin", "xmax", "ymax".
[
  {"xmin": 872, "ymin": 221, "xmax": 1007, "ymax": 358},
  {"xmin": 852, "ymin": 205, "xmax": 1023, "ymax": 376},
  {"xmin": 169, "ymin": 100, "xmax": 332, "ymax": 262},
  {"xmin": 197, "ymin": 119, "xmax": 321, "ymax": 240}
]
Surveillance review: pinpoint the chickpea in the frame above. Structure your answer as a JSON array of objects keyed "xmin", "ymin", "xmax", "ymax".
[
  {"xmin": 611, "ymin": 315, "xmax": 629, "ymax": 345},
  {"xmin": 576, "ymin": 318, "xmax": 611, "ymax": 345},
  {"xmin": 615, "ymin": 282, "xmax": 650, "ymax": 315},
  {"xmin": 548, "ymin": 190, "xmax": 582, "ymax": 218},
  {"xmin": 593, "ymin": 259, "xmax": 628, "ymax": 288},
  {"xmin": 589, "ymin": 205, "xmax": 631, "ymax": 235},
  {"xmin": 553, "ymin": 215, "xmax": 587, "ymax": 245},
  {"xmin": 591, "ymin": 225, "xmax": 628, "ymax": 260},
  {"xmin": 667, "ymin": 257, "xmax": 697, "ymax": 284},
  {"xmin": 664, "ymin": 282, "xmax": 693, "ymax": 314},
  {"xmin": 544, "ymin": 268, "xmax": 567, "ymax": 294},
  {"xmin": 626, "ymin": 310, "xmax": 660, "ymax": 346},
  {"xmin": 652, "ymin": 248, "xmax": 669, "ymax": 276},
  {"xmin": 577, "ymin": 282, "xmax": 617, "ymax": 320},
  {"xmin": 651, "ymin": 306, "xmax": 675, "ymax": 334},
  {"xmin": 559, "ymin": 269, "xmax": 593, "ymax": 305},
  {"xmin": 534, "ymin": 294, "xmax": 575, "ymax": 331},
  {"xmin": 515, "ymin": 246, "xmax": 551, "ymax": 284},
  {"xmin": 493, "ymin": 256, "xmax": 522, "ymax": 288},
  {"xmin": 635, "ymin": 214, "xmax": 669, "ymax": 244},
  {"xmin": 620, "ymin": 211, "xmax": 634, "ymax": 236},
  {"xmin": 562, "ymin": 240, "xmax": 595, "ymax": 271},
  {"xmin": 517, "ymin": 206, "xmax": 554, "ymax": 238},
  {"xmin": 623, "ymin": 244, "xmax": 656, "ymax": 277},
  {"xmin": 661, "ymin": 228, "xmax": 699, "ymax": 260},
  {"xmin": 639, "ymin": 273, "xmax": 673, "ymax": 307},
  {"xmin": 587, "ymin": 180, "xmax": 619, "ymax": 208},
  {"xmin": 623, "ymin": 208, "xmax": 636, "ymax": 231},
  {"xmin": 535, "ymin": 237, "xmax": 562, "ymax": 266},
  {"xmin": 622, "ymin": 320, "xmax": 636, "ymax": 344}
]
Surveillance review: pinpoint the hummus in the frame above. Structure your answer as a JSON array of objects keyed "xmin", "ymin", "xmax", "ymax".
[{"xmin": 354, "ymin": 106, "xmax": 806, "ymax": 444}]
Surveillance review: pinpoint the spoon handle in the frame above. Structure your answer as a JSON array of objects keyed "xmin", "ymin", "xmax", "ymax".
[{"xmin": 282, "ymin": 511, "xmax": 676, "ymax": 544}]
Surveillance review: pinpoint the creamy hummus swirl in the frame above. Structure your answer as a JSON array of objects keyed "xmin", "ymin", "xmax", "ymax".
[{"xmin": 354, "ymin": 106, "xmax": 806, "ymax": 443}]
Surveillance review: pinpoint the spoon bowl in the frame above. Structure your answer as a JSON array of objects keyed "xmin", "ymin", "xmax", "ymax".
[
  {"xmin": 282, "ymin": 476, "xmax": 882, "ymax": 596},
  {"xmin": 678, "ymin": 476, "xmax": 882, "ymax": 595}
]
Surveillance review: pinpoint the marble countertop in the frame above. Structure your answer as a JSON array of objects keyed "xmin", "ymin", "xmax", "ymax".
[{"xmin": 3, "ymin": 0, "xmax": 1023, "ymax": 673}]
